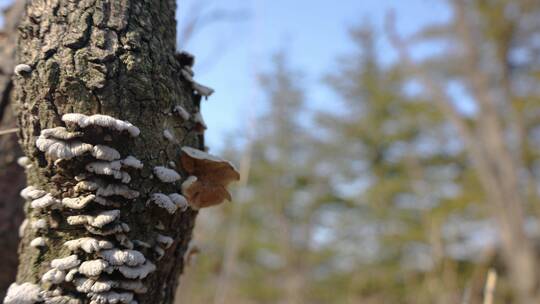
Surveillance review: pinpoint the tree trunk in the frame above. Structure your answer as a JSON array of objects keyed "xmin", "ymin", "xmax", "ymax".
[
  {"xmin": 9, "ymin": 0, "xmax": 205, "ymax": 303},
  {"xmin": 0, "ymin": 0, "xmax": 27, "ymax": 300}
]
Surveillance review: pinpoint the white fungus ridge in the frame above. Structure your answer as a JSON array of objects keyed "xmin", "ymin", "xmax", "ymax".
[
  {"xmin": 121, "ymin": 156, "xmax": 143, "ymax": 169},
  {"xmin": 14, "ymin": 64, "xmax": 32, "ymax": 76},
  {"xmin": 20, "ymin": 186, "xmax": 46, "ymax": 200},
  {"xmin": 153, "ymin": 166, "xmax": 181, "ymax": 183},
  {"xmin": 36, "ymin": 135, "xmax": 93, "ymax": 160},
  {"xmin": 67, "ymin": 210, "xmax": 121, "ymax": 228},
  {"xmin": 64, "ymin": 237, "xmax": 114, "ymax": 253},
  {"xmin": 147, "ymin": 193, "xmax": 178, "ymax": 214},
  {"xmin": 173, "ymin": 105, "xmax": 190, "ymax": 121},
  {"xmin": 62, "ymin": 113, "xmax": 140, "ymax": 137},
  {"xmin": 4, "ymin": 282, "xmax": 41, "ymax": 304},
  {"xmin": 51, "ymin": 255, "xmax": 81, "ymax": 270},
  {"xmin": 30, "ymin": 237, "xmax": 46, "ymax": 248}
]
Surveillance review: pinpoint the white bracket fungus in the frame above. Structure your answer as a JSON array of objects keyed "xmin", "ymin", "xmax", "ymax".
[
  {"xmin": 17, "ymin": 156, "xmax": 32, "ymax": 169},
  {"xmin": 41, "ymin": 127, "xmax": 82, "ymax": 140},
  {"xmin": 180, "ymin": 147, "xmax": 240, "ymax": 209},
  {"xmin": 92, "ymin": 145, "xmax": 121, "ymax": 161},
  {"xmin": 86, "ymin": 161, "xmax": 131, "ymax": 183},
  {"xmin": 41, "ymin": 268, "xmax": 66, "ymax": 284},
  {"xmin": 20, "ymin": 186, "xmax": 46, "ymax": 200},
  {"xmin": 74, "ymin": 180, "xmax": 100, "ymax": 193},
  {"xmin": 99, "ymin": 249, "xmax": 146, "ymax": 266},
  {"xmin": 45, "ymin": 295, "xmax": 82, "ymax": 304},
  {"xmin": 121, "ymin": 156, "xmax": 143, "ymax": 169},
  {"xmin": 147, "ymin": 193, "xmax": 180, "ymax": 214},
  {"xmin": 30, "ymin": 237, "xmax": 47, "ymax": 248},
  {"xmin": 73, "ymin": 277, "xmax": 97, "ymax": 293},
  {"xmin": 31, "ymin": 193, "xmax": 60, "ymax": 209},
  {"xmin": 115, "ymin": 234, "xmax": 135, "ymax": 249},
  {"xmin": 163, "ymin": 129, "xmax": 176, "ymax": 142},
  {"xmin": 168, "ymin": 193, "xmax": 189, "ymax": 212},
  {"xmin": 153, "ymin": 166, "xmax": 181, "ymax": 183},
  {"xmin": 4, "ymin": 282, "xmax": 41, "ymax": 304},
  {"xmin": 14, "ymin": 63, "xmax": 32, "ymax": 76},
  {"xmin": 40, "ymin": 289, "xmax": 79, "ymax": 304},
  {"xmin": 88, "ymin": 280, "xmax": 114, "ymax": 293},
  {"xmin": 173, "ymin": 105, "xmax": 190, "ymax": 121},
  {"xmin": 64, "ymin": 237, "xmax": 114, "ymax": 253},
  {"xmin": 79, "ymin": 259, "xmax": 109, "ymax": 277},
  {"xmin": 85, "ymin": 222, "xmax": 130, "ymax": 236},
  {"xmin": 74, "ymin": 278, "xmax": 141, "ymax": 294},
  {"xmin": 88, "ymin": 291, "xmax": 134, "ymax": 304},
  {"xmin": 156, "ymin": 234, "xmax": 174, "ymax": 249},
  {"xmin": 192, "ymin": 82, "xmax": 215, "ymax": 97},
  {"xmin": 62, "ymin": 113, "xmax": 140, "ymax": 137},
  {"xmin": 62, "ymin": 195, "xmax": 96, "ymax": 209},
  {"xmin": 65, "ymin": 268, "xmax": 79, "ymax": 282},
  {"xmin": 73, "ymin": 277, "xmax": 94, "ymax": 293},
  {"xmin": 51, "ymin": 255, "xmax": 81, "ymax": 270},
  {"xmin": 181, "ymin": 68, "xmax": 214, "ymax": 97},
  {"xmin": 23, "ymin": 112, "xmax": 152, "ymax": 303},
  {"xmin": 96, "ymin": 184, "xmax": 140, "ymax": 199},
  {"xmin": 85, "ymin": 160, "xmax": 120, "ymax": 174},
  {"xmin": 67, "ymin": 210, "xmax": 121, "ymax": 228},
  {"xmin": 117, "ymin": 261, "xmax": 156, "ymax": 279},
  {"xmin": 36, "ymin": 135, "xmax": 93, "ymax": 160}
]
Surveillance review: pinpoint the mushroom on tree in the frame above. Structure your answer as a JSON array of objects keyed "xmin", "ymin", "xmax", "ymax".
[{"xmin": 179, "ymin": 147, "xmax": 240, "ymax": 209}]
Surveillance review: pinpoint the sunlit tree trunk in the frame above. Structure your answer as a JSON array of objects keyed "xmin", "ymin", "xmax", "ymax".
[{"xmin": 10, "ymin": 1, "xmax": 204, "ymax": 303}]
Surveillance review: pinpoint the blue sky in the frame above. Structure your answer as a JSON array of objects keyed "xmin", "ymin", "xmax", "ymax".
[
  {"xmin": 0, "ymin": 0, "xmax": 451, "ymax": 151},
  {"xmin": 182, "ymin": 0, "xmax": 451, "ymax": 151}
]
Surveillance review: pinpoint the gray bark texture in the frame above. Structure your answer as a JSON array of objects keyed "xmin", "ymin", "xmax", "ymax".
[
  {"xmin": 0, "ymin": 1, "xmax": 26, "ymax": 300},
  {"xmin": 11, "ymin": 0, "xmax": 205, "ymax": 303}
]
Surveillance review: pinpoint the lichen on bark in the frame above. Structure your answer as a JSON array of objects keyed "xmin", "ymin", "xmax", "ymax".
[{"xmin": 12, "ymin": 0, "xmax": 205, "ymax": 303}]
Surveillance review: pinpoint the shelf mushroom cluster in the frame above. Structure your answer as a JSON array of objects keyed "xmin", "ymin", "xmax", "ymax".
[
  {"xmin": 9, "ymin": 110, "xmax": 241, "ymax": 304},
  {"xmin": 177, "ymin": 51, "xmax": 210, "ymax": 135},
  {"xmin": 14, "ymin": 113, "xmax": 152, "ymax": 304},
  {"xmin": 178, "ymin": 51, "xmax": 214, "ymax": 99},
  {"xmin": 8, "ymin": 51, "xmax": 241, "ymax": 302}
]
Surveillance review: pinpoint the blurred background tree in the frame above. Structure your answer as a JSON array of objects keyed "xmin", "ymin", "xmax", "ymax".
[{"xmin": 176, "ymin": 0, "xmax": 540, "ymax": 303}]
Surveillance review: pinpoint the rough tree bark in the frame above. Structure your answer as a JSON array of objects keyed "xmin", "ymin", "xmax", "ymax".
[
  {"xmin": 5, "ymin": 0, "xmax": 222, "ymax": 303},
  {"xmin": 0, "ymin": 1, "xmax": 27, "ymax": 300}
]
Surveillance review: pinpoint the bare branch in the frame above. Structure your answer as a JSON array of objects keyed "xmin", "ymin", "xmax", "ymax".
[
  {"xmin": 0, "ymin": 127, "xmax": 17, "ymax": 136},
  {"xmin": 179, "ymin": 1, "xmax": 249, "ymax": 46}
]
